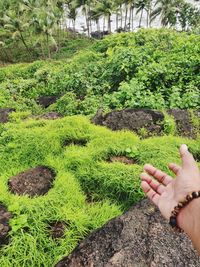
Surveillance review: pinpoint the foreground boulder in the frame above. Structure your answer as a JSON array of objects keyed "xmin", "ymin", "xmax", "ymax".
[
  {"xmin": 92, "ymin": 109, "xmax": 200, "ymax": 138},
  {"xmin": 55, "ymin": 199, "xmax": 200, "ymax": 267},
  {"xmin": 8, "ymin": 166, "xmax": 55, "ymax": 197}
]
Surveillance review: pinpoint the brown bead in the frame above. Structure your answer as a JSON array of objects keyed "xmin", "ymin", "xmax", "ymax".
[
  {"xmin": 178, "ymin": 203, "xmax": 184, "ymax": 208},
  {"xmin": 172, "ymin": 210, "xmax": 178, "ymax": 216},
  {"xmin": 186, "ymin": 194, "xmax": 193, "ymax": 201}
]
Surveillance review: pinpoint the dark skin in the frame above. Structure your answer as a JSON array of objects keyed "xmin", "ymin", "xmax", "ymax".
[{"xmin": 140, "ymin": 144, "xmax": 200, "ymax": 254}]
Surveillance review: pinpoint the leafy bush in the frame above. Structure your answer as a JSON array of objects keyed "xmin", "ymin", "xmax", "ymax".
[{"xmin": 0, "ymin": 29, "xmax": 199, "ymax": 115}]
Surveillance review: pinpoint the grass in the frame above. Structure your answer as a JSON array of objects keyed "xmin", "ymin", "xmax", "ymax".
[{"xmin": 0, "ymin": 115, "xmax": 199, "ymax": 266}]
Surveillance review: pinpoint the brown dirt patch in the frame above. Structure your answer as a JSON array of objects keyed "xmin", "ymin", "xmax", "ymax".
[
  {"xmin": 108, "ymin": 156, "xmax": 136, "ymax": 165},
  {"xmin": 0, "ymin": 204, "xmax": 12, "ymax": 246},
  {"xmin": 48, "ymin": 221, "xmax": 67, "ymax": 239},
  {"xmin": 8, "ymin": 166, "xmax": 56, "ymax": 197}
]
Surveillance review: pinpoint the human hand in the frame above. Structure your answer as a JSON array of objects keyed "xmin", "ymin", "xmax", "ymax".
[{"xmin": 140, "ymin": 144, "xmax": 200, "ymax": 220}]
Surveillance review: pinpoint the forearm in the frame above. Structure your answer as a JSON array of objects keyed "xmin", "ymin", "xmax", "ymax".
[{"xmin": 178, "ymin": 198, "xmax": 200, "ymax": 254}]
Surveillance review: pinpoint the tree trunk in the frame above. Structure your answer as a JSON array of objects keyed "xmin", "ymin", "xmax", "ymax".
[
  {"xmin": 124, "ymin": 5, "xmax": 128, "ymax": 29},
  {"xmin": 116, "ymin": 12, "xmax": 118, "ymax": 31},
  {"xmin": 132, "ymin": 7, "xmax": 134, "ymax": 31},
  {"xmin": 46, "ymin": 33, "xmax": 51, "ymax": 59},
  {"xmin": 120, "ymin": 4, "xmax": 123, "ymax": 28},
  {"xmin": 139, "ymin": 8, "xmax": 144, "ymax": 28},
  {"xmin": 147, "ymin": 10, "xmax": 149, "ymax": 28},
  {"xmin": 128, "ymin": 5, "xmax": 132, "ymax": 31},
  {"xmin": 108, "ymin": 14, "xmax": 111, "ymax": 33},
  {"xmin": 19, "ymin": 30, "xmax": 32, "ymax": 57}
]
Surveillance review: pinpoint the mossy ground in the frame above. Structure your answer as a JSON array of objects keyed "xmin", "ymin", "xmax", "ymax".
[{"xmin": 0, "ymin": 115, "xmax": 199, "ymax": 266}]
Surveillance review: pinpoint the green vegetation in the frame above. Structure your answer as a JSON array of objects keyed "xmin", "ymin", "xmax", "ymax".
[
  {"xmin": 0, "ymin": 1, "xmax": 199, "ymax": 265},
  {"xmin": 0, "ymin": 29, "xmax": 199, "ymax": 114},
  {"xmin": 0, "ymin": 116, "xmax": 199, "ymax": 266}
]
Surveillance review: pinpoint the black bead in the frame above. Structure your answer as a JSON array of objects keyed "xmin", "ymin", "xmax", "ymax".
[
  {"xmin": 192, "ymin": 192, "xmax": 199, "ymax": 198},
  {"xmin": 169, "ymin": 216, "xmax": 177, "ymax": 228}
]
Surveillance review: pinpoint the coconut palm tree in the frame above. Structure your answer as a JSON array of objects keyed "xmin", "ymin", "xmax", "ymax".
[
  {"xmin": 135, "ymin": 0, "xmax": 147, "ymax": 28},
  {"xmin": 95, "ymin": 0, "xmax": 116, "ymax": 33},
  {"xmin": 150, "ymin": 0, "xmax": 180, "ymax": 28},
  {"xmin": 0, "ymin": 1, "xmax": 32, "ymax": 56}
]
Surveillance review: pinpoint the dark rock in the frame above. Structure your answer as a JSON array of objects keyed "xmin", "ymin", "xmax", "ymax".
[
  {"xmin": 0, "ymin": 108, "xmax": 15, "ymax": 123},
  {"xmin": 91, "ymin": 31, "xmax": 109, "ymax": 39},
  {"xmin": 37, "ymin": 96, "xmax": 59, "ymax": 108},
  {"xmin": 168, "ymin": 109, "xmax": 200, "ymax": 138},
  {"xmin": 0, "ymin": 204, "xmax": 12, "ymax": 246},
  {"xmin": 55, "ymin": 199, "xmax": 200, "ymax": 267},
  {"xmin": 37, "ymin": 112, "xmax": 62, "ymax": 120},
  {"xmin": 92, "ymin": 109, "xmax": 200, "ymax": 138},
  {"xmin": 8, "ymin": 166, "xmax": 56, "ymax": 197},
  {"xmin": 92, "ymin": 109, "xmax": 164, "ymax": 136}
]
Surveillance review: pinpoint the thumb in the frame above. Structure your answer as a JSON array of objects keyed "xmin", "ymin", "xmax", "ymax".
[{"xmin": 180, "ymin": 144, "xmax": 196, "ymax": 169}]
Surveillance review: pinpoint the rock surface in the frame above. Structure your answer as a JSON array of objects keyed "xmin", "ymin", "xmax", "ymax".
[
  {"xmin": 37, "ymin": 96, "xmax": 59, "ymax": 108},
  {"xmin": 8, "ymin": 166, "xmax": 55, "ymax": 197},
  {"xmin": 0, "ymin": 204, "xmax": 12, "ymax": 246},
  {"xmin": 0, "ymin": 108, "xmax": 15, "ymax": 123},
  {"xmin": 93, "ymin": 109, "xmax": 164, "ymax": 136},
  {"xmin": 55, "ymin": 199, "xmax": 200, "ymax": 267},
  {"xmin": 92, "ymin": 109, "xmax": 200, "ymax": 138},
  {"xmin": 168, "ymin": 109, "xmax": 199, "ymax": 138}
]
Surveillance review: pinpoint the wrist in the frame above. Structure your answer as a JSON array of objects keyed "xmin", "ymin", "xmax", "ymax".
[{"xmin": 177, "ymin": 197, "xmax": 200, "ymax": 237}]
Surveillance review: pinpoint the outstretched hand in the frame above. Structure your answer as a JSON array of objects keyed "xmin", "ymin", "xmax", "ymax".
[{"xmin": 140, "ymin": 144, "xmax": 200, "ymax": 220}]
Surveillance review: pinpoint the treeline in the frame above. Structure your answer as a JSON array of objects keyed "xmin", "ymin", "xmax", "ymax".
[{"xmin": 0, "ymin": 0, "xmax": 200, "ymax": 60}]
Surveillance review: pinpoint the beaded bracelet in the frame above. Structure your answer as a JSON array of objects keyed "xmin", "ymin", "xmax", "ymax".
[{"xmin": 169, "ymin": 191, "xmax": 200, "ymax": 232}]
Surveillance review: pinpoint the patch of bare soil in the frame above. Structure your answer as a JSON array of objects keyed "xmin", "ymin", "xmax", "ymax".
[
  {"xmin": 0, "ymin": 204, "xmax": 12, "ymax": 246},
  {"xmin": 48, "ymin": 221, "xmax": 67, "ymax": 239},
  {"xmin": 8, "ymin": 166, "xmax": 55, "ymax": 197},
  {"xmin": 108, "ymin": 156, "xmax": 136, "ymax": 165}
]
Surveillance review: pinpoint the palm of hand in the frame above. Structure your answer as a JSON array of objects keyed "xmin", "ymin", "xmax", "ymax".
[{"xmin": 141, "ymin": 145, "xmax": 200, "ymax": 221}]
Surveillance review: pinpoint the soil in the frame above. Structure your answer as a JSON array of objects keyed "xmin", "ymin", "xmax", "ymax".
[
  {"xmin": 0, "ymin": 108, "xmax": 15, "ymax": 123},
  {"xmin": 0, "ymin": 204, "xmax": 12, "ymax": 246},
  {"xmin": 49, "ymin": 221, "xmax": 66, "ymax": 239},
  {"xmin": 8, "ymin": 166, "xmax": 56, "ymax": 197},
  {"xmin": 37, "ymin": 112, "xmax": 62, "ymax": 120},
  {"xmin": 55, "ymin": 199, "xmax": 200, "ymax": 267},
  {"xmin": 108, "ymin": 156, "xmax": 136, "ymax": 165}
]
